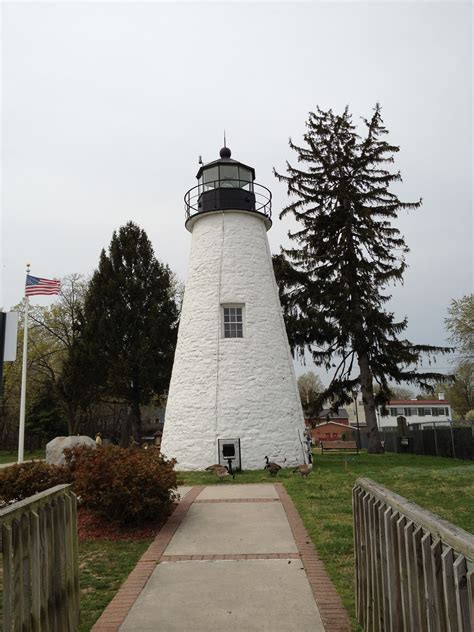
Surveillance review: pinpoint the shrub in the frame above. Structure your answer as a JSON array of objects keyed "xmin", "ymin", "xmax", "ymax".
[
  {"xmin": 0, "ymin": 461, "xmax": 72, "ymax": 507},
  {"xmin": 64, "ymin": 445, "xmax": 178, "ymax": 526}
]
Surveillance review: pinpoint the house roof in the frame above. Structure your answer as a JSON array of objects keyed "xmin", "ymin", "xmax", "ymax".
[
  {"xmin": 319, "ymin": 408, "xmax": 349, "ymax": 419},
  {"xmin": 314, "ymin": 421, "xmax": 354, "ymax": 430},
  {"xmin": 388, "ymin": 400, "xmax": 449, "ymax": 405}
]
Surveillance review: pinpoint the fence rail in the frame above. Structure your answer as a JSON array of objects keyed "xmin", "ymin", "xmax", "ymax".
[
  {"xmin": 0, "ymin": 484, "xmax": 80, "ymax": 631},
  {"xmin": 353, "ymin": 478, "xmax": 474, "ymax": 631}
]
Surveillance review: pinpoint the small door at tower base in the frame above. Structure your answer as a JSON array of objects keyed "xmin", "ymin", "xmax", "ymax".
[{"xmin": 218, "ymin": 438, "xmax": 241, "ymax": 472}]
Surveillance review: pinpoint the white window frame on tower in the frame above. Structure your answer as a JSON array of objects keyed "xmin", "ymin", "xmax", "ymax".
[{"xmin": 221, "ymin": 304, "xmax": 245, "ymax": 339}]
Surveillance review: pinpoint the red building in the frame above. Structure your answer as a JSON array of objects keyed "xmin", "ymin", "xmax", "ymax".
[{"xmin": 311, "ymin": 421, "xmax": 355, "ymax": 444}]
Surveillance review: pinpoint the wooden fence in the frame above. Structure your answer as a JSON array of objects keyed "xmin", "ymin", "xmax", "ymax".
[
  {"xmin": 353, "ymin": 478, "xmax": 474, "ymax": 632},
  {"xmin": 0, "ymin": 484, "xmax": 80, "ymax": 631}
]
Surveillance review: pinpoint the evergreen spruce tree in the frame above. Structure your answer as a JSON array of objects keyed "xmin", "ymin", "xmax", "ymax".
[
  {"xmin": 83, "ymin": 222, "xmax": 178, "ymax": 444},
  {"xmin": 274, "ymin": 105, "xmax": 451, "ymax": 453}
]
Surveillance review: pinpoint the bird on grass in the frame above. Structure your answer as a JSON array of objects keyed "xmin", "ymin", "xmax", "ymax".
[
  {"xmin": 264, "ymin": 456, "xmax": 284, "ymax": 476},
  {"xmin": 293, "ymin": 463, "xmax": 313, "ymax": 478},
  {"xmin": 205, "ymin": 464, "xmax": 235, "ymax": 480}
]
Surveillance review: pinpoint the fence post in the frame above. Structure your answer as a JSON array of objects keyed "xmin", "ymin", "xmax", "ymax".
[
  {"xmin": 433, "ymin": 422, "xmax": 439, "ymax": 456},
  {"xmin": 0, "ymin": 485, "xmax": 80, "ymax": 632},
  {"xmin": 450, "ymin": 423, "xmax": 456, "ymax": 459}
]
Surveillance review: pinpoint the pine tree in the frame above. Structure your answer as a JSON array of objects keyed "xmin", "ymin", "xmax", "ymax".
[
  {"xmin": 82, "ymin": 222, "xmax": 178, "ymax": 444},
  {"xmin": 274, "ymin": 105, "xmax": 451, "ymax": 453}
]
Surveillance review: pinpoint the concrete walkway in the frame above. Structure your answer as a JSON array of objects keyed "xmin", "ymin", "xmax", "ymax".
[{"xmin": 92, "ymin": 484, "xmax": 351, "ymax": 632}]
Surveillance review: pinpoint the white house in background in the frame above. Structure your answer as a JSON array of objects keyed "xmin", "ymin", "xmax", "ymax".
[
  {"xmin": 346, "ymin": 396, "xmax": 367, "ymax": 428},
  {"xmin": 346, "ymin": 393, "xmax": 452, "ymax": 430},
  {"xmin": 377, "ymin": 397, "xmax": 452, "ymax": 429}
]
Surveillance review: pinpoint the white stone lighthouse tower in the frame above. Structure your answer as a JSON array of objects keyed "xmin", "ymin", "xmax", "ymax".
[{"xmin": 161, "ymin": 146, "xmax": 308, "ymax": 471}]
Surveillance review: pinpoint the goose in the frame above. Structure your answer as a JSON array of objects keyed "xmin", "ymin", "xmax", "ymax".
[
  {"xmin": 205, "ymin": 464, "xmax": 227, "ymax": 473},
  {"xmin": 293, "ymin": 463, "xmax": 313, "ymax": 477},
  {"xmin": 205, "ymin": 464, "xmax": 235, "ymax": 480},
  {"xmin": 264, "ymin": 456, "xmax": 283, "ymax": 476}
]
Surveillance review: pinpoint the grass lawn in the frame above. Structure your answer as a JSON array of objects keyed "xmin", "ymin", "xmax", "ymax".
[
  {"xmin": 179, "ymin": 452, "xmax": 474, "ymax": 632},
  {"xmin": 0, "ymin": 449, "xmax": 45, "ymax": 464},
  {"xmin": 78, "ymin": 539, "xmax": 152, "ymax": 632}
]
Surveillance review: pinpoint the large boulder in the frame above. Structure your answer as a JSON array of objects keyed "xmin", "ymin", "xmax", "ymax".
[{"xmin": 46, "ymin": 435, "xmax": 96, "ymax": 465}]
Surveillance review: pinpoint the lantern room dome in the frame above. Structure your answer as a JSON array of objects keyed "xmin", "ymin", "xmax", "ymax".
[{"xmin": 185, "ymin": 147, "xmax": 271, "ymax": 231}]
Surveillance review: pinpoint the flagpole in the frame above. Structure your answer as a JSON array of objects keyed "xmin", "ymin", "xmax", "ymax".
[{"xmin": 18, "ymin": 263, "xmax": 30, "ymax": 463}]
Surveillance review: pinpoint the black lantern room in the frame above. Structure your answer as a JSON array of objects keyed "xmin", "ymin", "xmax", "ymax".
[
  {"xmin": 184, "ymin": 146, "xmax": 272, "ymax": 229},
  {"xmin": 196, "ymin": 146, "xmax": 256, "ymax": 212}
]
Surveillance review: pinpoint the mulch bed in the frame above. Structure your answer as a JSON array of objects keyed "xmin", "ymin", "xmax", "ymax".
[{"xmin": 77, "ymin": 503, "xmax": 178, "ymax": 541}]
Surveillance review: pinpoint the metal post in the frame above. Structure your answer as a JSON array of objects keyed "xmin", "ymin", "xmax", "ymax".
[
  {"xmin": 433, "ymin": 422, "xmax": 438, "ymax": 457},
  {"xmin": 449, "ymin": 421, "xmax": 456, "ymax": 459},
  {"xmin": 18, "ymin": 291, "xmax": 30, "ymax": 463},
  {"xmin": 0, "ymin": 312, "xmax": 6, "ymax": 398},
  {"xmin": 353, "ymin": 392, "xmax": 360, "ymax": 455}
]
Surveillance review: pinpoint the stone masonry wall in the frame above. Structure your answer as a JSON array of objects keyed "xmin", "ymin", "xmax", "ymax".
[{"xmin": 160, "ymin": 210, "xmax": 307, "ymax": 470}]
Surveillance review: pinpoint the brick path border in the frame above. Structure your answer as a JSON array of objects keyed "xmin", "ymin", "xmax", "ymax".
[
  {"xmin": 275, "ymin": 483, "xmax": 351, "ymax": 632},
  {"xmin": 90, "ymin": 486, "xmax": 204, "ymax": 631}
]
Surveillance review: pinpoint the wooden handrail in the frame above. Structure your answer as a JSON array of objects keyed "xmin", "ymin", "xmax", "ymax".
[
  {"xmin": 0, "ymin": 483, "xmax": 71, "ymax": 521},
  {"xmin": 356, "ymin": 478, "xmax": 474, "ymax": 561}
]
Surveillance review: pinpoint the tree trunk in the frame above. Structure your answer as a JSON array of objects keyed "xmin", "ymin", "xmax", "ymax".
[
  {"xmin": 131, "ymin": 396, "xmax": 141, "ymax": 445},
  {"xmin": 120, "ymin": 410, "xmax": 132, "ymax": 447},
  {"xmin": 66, "ymin": 403, "xmax": 78, "ymax": 436},
  {"xmin": 358, "ymin": 351, "xmax": 383, "ymax": 454}
]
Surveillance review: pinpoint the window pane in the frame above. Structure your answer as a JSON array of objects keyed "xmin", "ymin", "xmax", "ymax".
[
  {"xmin": 220, "ymin": 165, "xmax": 239, "ymax": 187},
  {"xmin": 203, "ymin": 166, "xmax": 219, "ymax": 186},
  {"xmin": 238, "ymin": 167, "xmax": 252, "ymax": 188},
  {"xmin": 220, "ymin": 165, "xmax": 238, "ymax": 180},
  {"xmin": 222, "ymin": 305, "xmax": 244, "ymax": 338},
  {"xmin": 238, "ymin": 167, "xmax": 252, "ymax": 182}
]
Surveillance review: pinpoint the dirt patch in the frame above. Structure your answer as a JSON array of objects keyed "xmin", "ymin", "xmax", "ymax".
[{"xmin": 77, "ymin": 504, "xmax": 177, "ymax": 541}]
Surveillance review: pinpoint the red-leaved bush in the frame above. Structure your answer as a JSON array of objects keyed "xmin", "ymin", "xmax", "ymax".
[
  {"xmin": 64, "ymin": 445, "xmax": 178, "ymax": 526},
  {"xmin": 0, "ymin": 461, "xmax": 72, "ymax": 507}
]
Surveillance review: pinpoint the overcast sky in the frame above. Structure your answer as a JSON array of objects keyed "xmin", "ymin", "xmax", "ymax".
[{"xmin": 1, "ymin": 1, "xmax": 472, "ymax": 381}]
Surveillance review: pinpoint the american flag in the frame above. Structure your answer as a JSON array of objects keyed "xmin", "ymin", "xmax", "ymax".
[{"xmin": 25, "ymin": 274, "xmax": 61, "ymax": 296}]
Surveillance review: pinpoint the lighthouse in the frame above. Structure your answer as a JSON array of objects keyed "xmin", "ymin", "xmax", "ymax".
[{"xmin": 160, "ymin": 146, "xmax": 308, "ymax": 471}]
